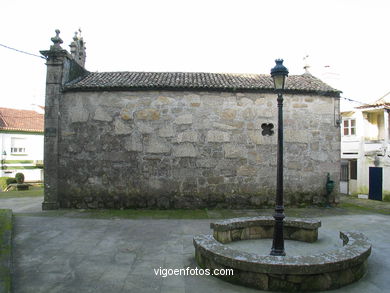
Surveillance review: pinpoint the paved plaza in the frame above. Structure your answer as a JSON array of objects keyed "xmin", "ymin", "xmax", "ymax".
[{"xmin": 3, "ymin": 196, "xmax": 390, "ymax": 293}]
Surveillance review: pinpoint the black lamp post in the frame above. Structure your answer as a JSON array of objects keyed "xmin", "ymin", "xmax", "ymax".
[{"xmin": 270, "ymin": 59, "xmax": 289, "ymax": 256}]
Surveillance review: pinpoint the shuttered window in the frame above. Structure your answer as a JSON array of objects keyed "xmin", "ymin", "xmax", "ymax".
[{"xmin": 10, "ymin": 138, "xmax": 26, "ymax": 154}]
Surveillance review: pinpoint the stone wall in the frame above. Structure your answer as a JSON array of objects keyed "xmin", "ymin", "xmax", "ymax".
[{"xmin": 57, "ymin": 90, "xmax": 340, "ymax": 208}]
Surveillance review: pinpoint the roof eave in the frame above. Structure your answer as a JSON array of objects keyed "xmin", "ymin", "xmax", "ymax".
[
  {"xmin": 355, "ymin": 104, "xmax": 390, "ymax": 110},
  {"xmin": 62, "ymin": 85, "xmax": 340, "ymax": 97},
  {"xmin": 0, "ymin": 128, "xmax": 44, "ymax": 133}
]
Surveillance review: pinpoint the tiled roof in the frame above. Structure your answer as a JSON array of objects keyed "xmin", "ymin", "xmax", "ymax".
[
  {"xmin": 65, "ymin": 71, "xmax": 340, "ymax": 96},
  {"xmin": 356, "ymin": 103, "xmax": 390, "ymax": 110},
  {"xmin": 0, "ymin": 108, "xmax": 44, "ymax": 133},
  {"xmin": 356, "ymin": 91, "xmax": 390, "ymax": 109}
]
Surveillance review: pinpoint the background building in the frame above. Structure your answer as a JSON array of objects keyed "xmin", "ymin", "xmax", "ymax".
[
  {"xmin": 340, "ymin": 93, "xmax": 390, "ymax": 198},
  {"xmin": 0, "ymin": 107, "xmax": 44, "ymax": 181}
]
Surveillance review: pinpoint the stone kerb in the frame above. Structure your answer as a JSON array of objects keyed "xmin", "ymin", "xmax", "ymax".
[
  {"xmin": 193, "ymin": 231, "xmax": 371, "ymax": 291},
  {"xmin": 211, "ymin": 216, "xmax": 321, "ymax": 243}
]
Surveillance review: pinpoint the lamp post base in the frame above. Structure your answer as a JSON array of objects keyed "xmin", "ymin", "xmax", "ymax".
[
  {"xmin": 270, "ymin": 249, "xmax": 286, "ymax": 256},
  {"xmin": 270, "ymin": 210, "xmax": 286, "ymax": 256}
]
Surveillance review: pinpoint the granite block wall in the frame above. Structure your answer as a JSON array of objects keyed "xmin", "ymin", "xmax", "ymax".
[{"xmin": 57, "ymin": 90, "xmax": 340, "ymax": 208}]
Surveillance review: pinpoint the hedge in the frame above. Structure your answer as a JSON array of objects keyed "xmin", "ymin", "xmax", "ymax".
[{"xmin": 0, "ymin": 178, "xmax": 17, "ymax": 191}]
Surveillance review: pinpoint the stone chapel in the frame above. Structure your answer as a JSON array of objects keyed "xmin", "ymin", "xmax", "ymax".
[{"xmin": 40, "ymin": 30, "xmax": 341, "ymax": 210}]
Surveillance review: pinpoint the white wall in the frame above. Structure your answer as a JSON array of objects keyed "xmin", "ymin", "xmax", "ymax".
[
  {"xmin": 341, "ymin": 108, "xmax": 390, "ymax": 196},
  {"xmin": 0, "ymin": 132, "xmax": 44, "ymax": 181}
]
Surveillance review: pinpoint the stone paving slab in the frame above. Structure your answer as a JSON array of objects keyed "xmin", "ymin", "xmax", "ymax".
[
  {"xmin": 10, "ymin": 214, "xmax": 390, "ymax": 293},
  {"xmin": 0, "ymin": 197, "xmax": 42, "ymax": 213}
]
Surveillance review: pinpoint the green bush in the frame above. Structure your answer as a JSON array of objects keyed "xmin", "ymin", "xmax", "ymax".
[
  {"xmin": 0, "ymin": 177, "xmax": 17, "ymax": 191},
  {"xmin": 15, "ymin": 173, "xmax": 25, "ymax": 184}
]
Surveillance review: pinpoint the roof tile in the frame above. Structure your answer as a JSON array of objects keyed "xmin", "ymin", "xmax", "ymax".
[
  {"xmin": 65, "ymin": 71, "xmax": 340, "ymax": 96},
  {"xmin": 0, "ymin": 108, "xmax": 44, "ymax": 132}
]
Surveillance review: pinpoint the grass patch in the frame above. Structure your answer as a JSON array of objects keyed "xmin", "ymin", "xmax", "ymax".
[
  {"xmin": 383, "ymin": 191, "xmax": 390, "ymax": 202},
  {"xmin": 19, "ymin": 209, "xmax": 211, "ymax": 220},
  {"xmin": 18, "ymin": 204, "xmax": 384, "ymax": 220},
  {"xmin": 338, "ymin": 201, "xmax": 390, "ymax": 215},
  {"xmin": 80, "ymin": 209, "xmax": 210, "ymax": 219},
  {"xmin": 19, "ymin": 208, "xmax": 258, "ymax": 220},
  {"xmin": 11, "ymin": 192, "xmax": 390, "ymax": 219},
  {"xmin": 0, "ymin": 209, "xmax": 12, "ymax": 293},
  {"xmin": 0, "ymin": 186, "xmax": 43, "ymax": 199}
]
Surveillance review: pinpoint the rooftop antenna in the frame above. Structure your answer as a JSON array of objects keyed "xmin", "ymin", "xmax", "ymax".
[{"xmin": 303, "ymin": 54, "xmax": 311, "ymax": 74}]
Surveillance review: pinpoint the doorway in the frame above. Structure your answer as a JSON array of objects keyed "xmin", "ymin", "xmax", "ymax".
[{"xmin": 369, "ymin": 167, "xmax": 382, "ymax": 201}]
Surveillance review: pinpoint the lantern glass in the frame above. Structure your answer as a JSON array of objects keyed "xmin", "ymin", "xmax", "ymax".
[{"xmin": 273, "ymin": 75, "xmax": 286, "ymax": 90}]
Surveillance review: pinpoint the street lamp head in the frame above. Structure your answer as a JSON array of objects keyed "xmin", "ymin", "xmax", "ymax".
[{"xmin": 271, "ymin": 59, "xmax": 289, "ymax": 91}]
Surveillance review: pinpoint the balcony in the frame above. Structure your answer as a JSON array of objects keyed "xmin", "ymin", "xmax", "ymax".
[{"xmin": 341, "ymin": 136, "xmax": 389, "ymax": 158}]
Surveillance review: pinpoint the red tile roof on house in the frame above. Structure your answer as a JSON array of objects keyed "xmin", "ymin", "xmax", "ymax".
[
  {"xmin": 356, "ymin": 91, "xmax": 390, "ymax": 109},
  {"xmin": 0, "ymin": 107, "xmax": 44, "ymax": 132}
]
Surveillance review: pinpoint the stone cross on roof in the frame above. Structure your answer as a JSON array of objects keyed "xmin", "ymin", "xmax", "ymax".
[{"xmin": 69, "ymin": 28, "xmax": 86, "ymax": 67}]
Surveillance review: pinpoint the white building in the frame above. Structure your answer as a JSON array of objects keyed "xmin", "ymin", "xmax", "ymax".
[
  {"xmin": 340, "ymin": 93, "xmax": 390, "ymax": 199},
  {"xmin": 0, "ymin": 107, "xmax": 44, "ymax": 181}
]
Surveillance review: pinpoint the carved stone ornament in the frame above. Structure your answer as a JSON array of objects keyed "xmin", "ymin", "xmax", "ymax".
[
  {"xmin": 50, "ymin": 29, "xmax": 63, "ymax": 50},
  {"xmin": 69, "ymin": 28, "xmax": 86, "ymax": 67},
  {"xmin": 261, "ymin": 123, "xmax": 274, "ymax": 136}
]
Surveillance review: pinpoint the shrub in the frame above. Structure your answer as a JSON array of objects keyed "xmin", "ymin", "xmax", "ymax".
[
  {"xmin": 0, "ymin": 177, "xmax": 17, "ymax": 191},
  {"xmin": 15, "ymin": 173, "xmax": 25, "ymax": 184}
]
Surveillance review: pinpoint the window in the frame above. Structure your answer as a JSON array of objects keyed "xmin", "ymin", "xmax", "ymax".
[
  {"xmin": 343, "ymin": 119, "xmax": 356, "ymax": 136},
  {"xmin": 10, "ymin": 138, "xmax": 26, "ymax": 154},
  {"xmin": 350, "ymin": 160, "xmax": 357, "ymax": 180}
]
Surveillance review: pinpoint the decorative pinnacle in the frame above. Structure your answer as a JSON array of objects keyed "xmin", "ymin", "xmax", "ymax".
[
  {"xmin": 50, "ymin": 29, "xmax": 63, "ymax": 50},
  {"xmin": 69, "ymin": 27, "xmax": 86, "ymax": 67},
  {"xmin": 73, "ymin": 31, "xmax": 78, "ymax": 41},
  {"xmin": 72, "ymin": 28, "xmax": 83, "ymax": 41}
]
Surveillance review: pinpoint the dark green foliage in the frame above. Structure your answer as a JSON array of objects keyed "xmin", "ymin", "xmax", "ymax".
[
  {"xmin": 15, "ymin": 173, "xmax": 25, "ymax": 184},
  {"xmin": 0, "ymin": 177, "xmax": 17, "ymax": 191},
  {"xmin": 16, "ymin": 184, "xmax": 29, "ymax": 191}
]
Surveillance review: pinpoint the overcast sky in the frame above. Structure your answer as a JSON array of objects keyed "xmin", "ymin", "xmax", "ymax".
[{"xmin": 1, "ymin": 0, "xmax": 389, "ymax": 110}]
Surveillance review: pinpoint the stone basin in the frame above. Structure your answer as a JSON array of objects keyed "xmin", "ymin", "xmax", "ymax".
[
  {"xmin": 193, "ymin": 217, "xmax": 371, "ymax": 292},
  {"xmin": 211, "ymin": 216, "xmax": 321, "ymax": 243}
]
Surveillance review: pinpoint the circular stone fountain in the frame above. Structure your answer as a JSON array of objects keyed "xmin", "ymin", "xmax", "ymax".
[{"xmin": 193, "ymin": 216, "xmax": 371, "ymax": 292}]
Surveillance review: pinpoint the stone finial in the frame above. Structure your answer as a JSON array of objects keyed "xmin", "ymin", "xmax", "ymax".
[
  {"xmin": 69, "ymin": 28, "xmax": 87, "ymax": 67},
  {"xmin": 50, "ymin": 29, "xmax": 63, "ymax": 50},
  {"xmin": 73, "ymin": 31, "xmax": 78, "ymax": 42}
]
